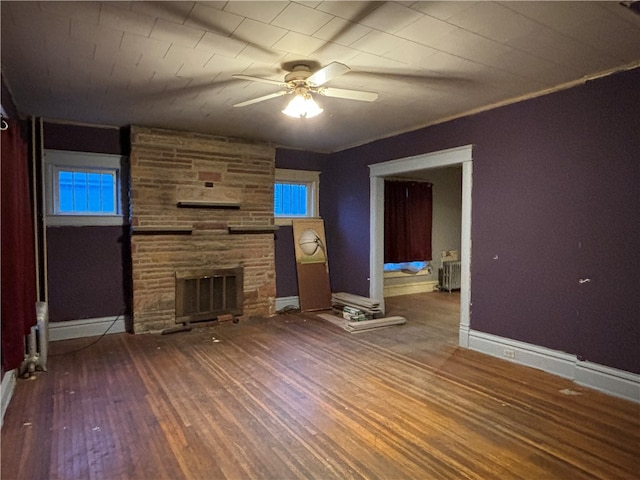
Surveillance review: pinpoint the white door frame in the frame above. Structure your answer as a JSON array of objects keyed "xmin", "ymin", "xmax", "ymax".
[{"xmin": 369, "ymin": 145, "xmax": 473, "ymax": 347}]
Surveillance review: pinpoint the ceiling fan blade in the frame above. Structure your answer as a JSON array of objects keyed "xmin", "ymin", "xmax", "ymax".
[
  {"xmin": 312, "ymin": 3, "xmax": 384, "ymax": 55},
  {"xmin": 232, "ymin": 74, "xmax": 289, "ymax": 88},
  {"xmin": 307, "ymin": 62, "xmax": 350, "ymax": 86},
  {"xmin": 140, "ymin": 77, "xmax": 239, "ymax": 103},
  {"xmin": 318, "ymin": 87, "xmax": 378, "ymax": 102},
  {"xmin": 233, "ymin": 90, "xmax": 289, "ymax": 108},
  {"xmin": 154, "ymin": 3, "xmax": 276, "ymax": 57},
  {"xmin": 348, "ymin": 70, "xmax": 474, "ymax": 88}
]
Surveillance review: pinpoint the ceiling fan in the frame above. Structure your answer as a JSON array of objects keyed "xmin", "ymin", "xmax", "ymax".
[{"xmin": 232, "ymin": 62, "xmax": 378, "ymax": 118}]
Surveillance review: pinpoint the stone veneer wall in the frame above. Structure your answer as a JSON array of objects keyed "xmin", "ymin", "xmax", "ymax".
[{"xmin": 130, "ymin": 126, "xmax": 276, "ymax": 333}]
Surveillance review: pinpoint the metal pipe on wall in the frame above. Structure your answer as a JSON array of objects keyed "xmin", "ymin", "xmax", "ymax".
[
  {"xmin": 30, "ymin": 116, "xmax": 48, "ymax": 302},
  {"xmin": 39, "ymin": 118, "xmax": 48, "ymax": 302}
]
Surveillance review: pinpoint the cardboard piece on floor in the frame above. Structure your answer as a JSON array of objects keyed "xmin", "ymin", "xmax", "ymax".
[{"xmin": 292, "ymin": 219, "xmax": 331, "ymax": 312}]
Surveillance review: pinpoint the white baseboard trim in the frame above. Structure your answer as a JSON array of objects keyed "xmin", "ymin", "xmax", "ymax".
[
  {"xmin": 468, "ymin": 330, "xmax": 640, "ymax": 404},
  {"xmin": 575, "ymin": 361, "xmax": 640, "ymax": 403},
  {"xmin": 275, "ymin": 296, "xmax": 300, "ymax": 312},
  {"xmin": 49, "ymin": 315, "xmax": 126, "ymax": 342},
  {"xmin": 1, "ymin": 369, "xmax": 17, "ymax": 428},
  {"xmin": 469, "ymin": 330, "xmax": 577, "ymax": 379}
]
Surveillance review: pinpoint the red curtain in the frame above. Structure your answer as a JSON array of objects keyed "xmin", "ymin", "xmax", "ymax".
[
  {"xmin": 1, "ymin": 119, "xmax": 37, "ymax": 371},
  {"xmin": 384, "ymin": 180, "xmax": 433, "ymax": 263}
]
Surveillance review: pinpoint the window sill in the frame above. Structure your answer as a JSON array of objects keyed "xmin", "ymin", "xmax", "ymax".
[
  {"xmin": 228, "ymin": 226, "xmax": 279, "ymax": 234},
  {"xmin": 384, "ymin": 269, "xmax": 430, "ymax": 279},
  {"xmin": 46, "ymin": 215, "xmax": 126, "ymax": 227},
  {"xmin": 275, "ymin": 216, "xmax": 321, "ymax": 227}
]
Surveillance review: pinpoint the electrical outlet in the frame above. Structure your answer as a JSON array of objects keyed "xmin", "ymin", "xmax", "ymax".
[{"xmin": 503, "ymin": 349, "xmax": 516, "ymax": 359}]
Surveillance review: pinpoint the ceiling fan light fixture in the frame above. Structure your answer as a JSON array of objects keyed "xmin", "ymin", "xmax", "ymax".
[{"xmin": 282, "ymin": 93, "xmax": 323, "ymax": 119}]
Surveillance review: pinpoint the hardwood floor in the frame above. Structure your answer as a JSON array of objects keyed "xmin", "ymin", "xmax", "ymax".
[{"xmin": 2, "ymin": 292, "xmax": 639, "ymax": 479}]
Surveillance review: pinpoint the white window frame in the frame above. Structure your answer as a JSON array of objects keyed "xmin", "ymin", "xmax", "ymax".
[
  {"xmin": 44, "ymin": 149, "xmax": 127, "ymax": 226},
  {"xmin": 274, "ymin": 168, "xmax": 320, "ymax": 226}
]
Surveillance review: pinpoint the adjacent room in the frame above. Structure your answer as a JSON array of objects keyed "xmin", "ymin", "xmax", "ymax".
[{"xmin": 2, "ymin": 2, "xmax": 639, "ymax": 479}]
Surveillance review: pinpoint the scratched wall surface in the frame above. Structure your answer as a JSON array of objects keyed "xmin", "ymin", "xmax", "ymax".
[
  {"xmin": 466, "ymin": 68, "xmax": 639, "ymax": 374},
  {"xmin": 297, "ymin": 67, "xmax": 639, "ymax": 374}
]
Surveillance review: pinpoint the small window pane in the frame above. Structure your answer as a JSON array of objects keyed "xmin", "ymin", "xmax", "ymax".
[
  {"xmin": 59, "ymin": 171, "xmax": 74, "ymax": 212},
  {"xmin": 101, "ymin": 174, "xmax": 115, "ymax": 212},
  {"xmin": 274, "ymin": 183, "xmax": 283, "ymax": 214},
  {"xmin": 87, "ymin": 173, "xmax": 102, "ymax": 211},
  {"xmin": 275, "ymin": 183, "xmax": 307, "ymax": 216},
  {"xmin": 73, "ymin": 172, "xmax": 88, "ymax": 212},
  {"xmin": 56, "ymin": 168, "xmax": 117, "ymax": 215}
]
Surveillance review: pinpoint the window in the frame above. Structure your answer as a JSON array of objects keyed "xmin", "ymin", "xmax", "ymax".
[
  {"xmin": 384, "ymin": 179, "xmax": 433, "ymax": 263},
  {"xmin": 274, "ymin": 168, "xmax": 320, "ymax": 226},
  {"xmin": 275, "ymin": 183, "xmax": 308, "ymax": 216},
  {"xmin": 56, "ymin": 169, "xmax": 117, "ymax": 214},
  {"xmin": 45, "ymin": 150, "xmax": 127, "ymax": 226},
  {"xmin": 384, "ymin": 261, "xmax": 429, "ymax": 273}
]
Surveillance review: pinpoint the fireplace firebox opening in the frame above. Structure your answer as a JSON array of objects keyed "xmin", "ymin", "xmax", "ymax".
[{"xmin": 174, "ymin": 267, "xmax": 244, "ymax": 328}]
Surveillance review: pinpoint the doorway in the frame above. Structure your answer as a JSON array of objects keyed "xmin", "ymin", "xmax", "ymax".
[{"xmin": 369, "ymin": 145, "xmax": 473, "ymax": 348}]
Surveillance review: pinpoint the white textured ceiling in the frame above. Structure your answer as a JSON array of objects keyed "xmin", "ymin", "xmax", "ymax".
[{"xmin": 1, "ymin": 1, "xmax": 639, "ymax": 152}]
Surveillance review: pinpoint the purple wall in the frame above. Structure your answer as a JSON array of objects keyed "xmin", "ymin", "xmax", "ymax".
[
  {"xmin": 320, "ymin": 153, "xmax": 373, "ymax": 297},
  {"xmin": 274, "ymin": 149, "xmax": 329, "ymax": 298},
  {"xmin": 44, "ymin": 123, "xmax": 129, "ymax": 155},
  {"xmin": 44, "ymin": 122, "xmax": 131, "ymax": 323},
  {"xmin": 465, "ymin": 74, "xmax": 639, "ymax": 373},
  {"xmin": 47, "ymin": 226, "xmax": 129, "ymax": 321},
  {"xmin": 298, "ymin": 67, "xmax": 638, "ymax": 374},
  {"xmin": 37, "ymin": 68, "xmax": 640, "ymax": 375}
]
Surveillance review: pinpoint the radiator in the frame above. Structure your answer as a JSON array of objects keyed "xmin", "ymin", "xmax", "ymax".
[
  {"xmin": 439, "ymin": 261, "xmax": 461, "ymax": 293},
  {"xmin": 19, "ymin": 301, "xmax": 48, "ymax": 377}
]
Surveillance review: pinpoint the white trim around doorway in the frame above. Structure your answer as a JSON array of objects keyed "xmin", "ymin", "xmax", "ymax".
[{"xmin": 369, "ymin": 145, "xmax": 473, "ymax": 348}]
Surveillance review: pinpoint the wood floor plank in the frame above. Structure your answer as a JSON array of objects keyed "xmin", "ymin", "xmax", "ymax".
[{"xmin": 2, "ymin": 292, "xmax": 638, "ymax": 479}]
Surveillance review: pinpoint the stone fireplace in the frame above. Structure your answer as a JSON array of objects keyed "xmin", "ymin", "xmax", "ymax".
[
  {"xmin": 175, "ymin": 267, "xmax": 244, "ymax": 324},
  {"xmin": 129, "ymin": 126, "xmax": 276, "ymax": 333}
]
